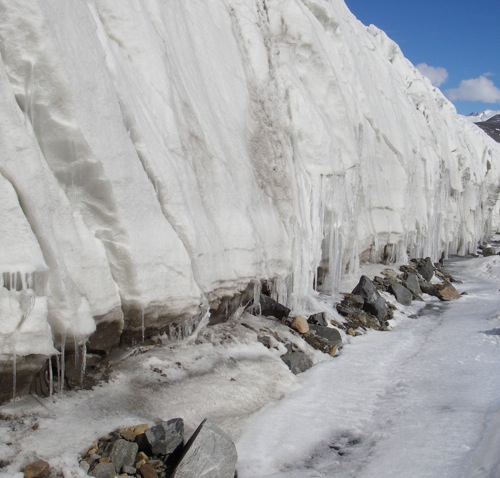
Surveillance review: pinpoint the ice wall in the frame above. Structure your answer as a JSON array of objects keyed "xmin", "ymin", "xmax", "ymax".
[{"xmin": 0, "ymin": 0, "xmax": 499, "ymax": 359}]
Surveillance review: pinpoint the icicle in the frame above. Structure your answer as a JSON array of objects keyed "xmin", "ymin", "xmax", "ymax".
[
  {"xmin": 140, "ymin": 307, "xmax": 145, "ymax": 343},
  {"xmin": 59, "ymin": 333, "xmax": 66, "ymax": 397},
  {"xmin": 12, "ymin": 352, "xmax": 16, "ymax": 406},
  {"xmin": 48, "ymin": 355, "xmax": 54, "ymax": 398},
  {"xmin": 73, "ymin": 336, "xmax": 79, "ymax": 370},
  {"xmin": 80, "ymin": 342, "xmax": 87, "ymax": 389},
  {"xmin": 252, "ymin": 282, "xmax": 262, "ymax": 315}
]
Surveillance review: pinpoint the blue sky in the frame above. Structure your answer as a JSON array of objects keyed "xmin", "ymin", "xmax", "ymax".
[{"xmin": 344, "ymin": 0, "xmax": 500, "ymax": 115}]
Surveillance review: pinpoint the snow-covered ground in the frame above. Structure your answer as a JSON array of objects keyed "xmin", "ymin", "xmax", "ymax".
[{"xmin": 1, "ymin": 255, "xmax": 499, "ymax": 477}]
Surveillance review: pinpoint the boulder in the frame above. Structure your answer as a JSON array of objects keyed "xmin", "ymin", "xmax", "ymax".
[
  {"xmin": 389, "ymin": 282, "xmax": 413, "ymax": 306},
  {"xmin": 482, "ymin": 246, "xmax": 496, "ymax": 257},
  {"xmin": 308, "ymin": 312, "xmax": 329, "ymax": 326},
  {"xmin": 352, "ymin": 275, "xmax": 388, "ymax": 321},
  {"xmin": 109, "ymin": 439, "xmax": 139, "ymax": 473},
  {"xmin": 416, "ymin": 257, "xmax": 435, "ymax": 282},
  {"xmin": 145, "ymin": 418, "xmax": 184, "ymax": 456},
  {"xmin": 281, "ymin": 351, "xmax": 313, "ymax": 374},
  {"xmin": 172, "ymin": 419, "xmax": 237, "ymax": 478},
  {"xmin": 435, "ymin": 282, "xmax": 461, "ymax": 301},
  {"xmin": 23, "ymin": 460, "xmax": 50, "ymax": 478},
  {"xmin": 308, "ymin": 324, "xmax": 342, "ymax": 347},
  {"xmin": 291, "ymin": 316, "xmax": 309, "ymax": 334},
  {"xmin": 403, "ymin": 272, "xmax": 422, "ymax": 298},
  {"xmin": 259, "ymin": 294, "xmax": 290, "ymax": 319},
  {"xmin": 419, "ymin": 280, "xmax": 440, "ymax": 298}
]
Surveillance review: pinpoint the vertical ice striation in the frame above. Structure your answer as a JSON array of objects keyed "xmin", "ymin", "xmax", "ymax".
[{"xmin": 0, "ymin": 0, "xmax": 498, "ymax": 372}]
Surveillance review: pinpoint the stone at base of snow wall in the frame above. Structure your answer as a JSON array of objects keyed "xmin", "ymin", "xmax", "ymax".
[{"xmin": 0, "ymin": 354, "xmax": 47, "ymax": 404}]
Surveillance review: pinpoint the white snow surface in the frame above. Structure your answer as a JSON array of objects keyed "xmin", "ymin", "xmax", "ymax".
[
  {"xmin": 0, "ymin": 254, "xmax": 499, "ymax": 476},
  {"xmin": 464, "ymin": 110, "xmax": 500, "ymax": 123},
  {"xmin": 0, "ymin": 1, "xmax": 499, "ymax": 358}
]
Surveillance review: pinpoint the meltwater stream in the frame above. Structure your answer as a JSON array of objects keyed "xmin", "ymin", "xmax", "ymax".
[{"xmin": 237, "ymin": 256, "xmax": 500, "ymax": 478}]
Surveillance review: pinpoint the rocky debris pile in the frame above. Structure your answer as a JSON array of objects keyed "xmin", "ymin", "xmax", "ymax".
[
  {"xmin": 255, "ymin": 294, "xmax": 344, "ymax": 374},
  {"xmin": 333, "ymin": 257, "xmax": 462, "ymax": 336},
  {"xmin": 80, "ymin": 418, "xmax": 237, "ymax": 478}
]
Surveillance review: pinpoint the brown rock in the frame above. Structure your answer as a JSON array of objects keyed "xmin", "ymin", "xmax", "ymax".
[
  {"xmin": 139, "ymin": 463, "xmax": 158, "ymax": 478},
  {"xmin": 24, "ymin": 460, "xmax": 50, "ymax": 478},
  {"xmin": 347, "ymin": 328, "xmax": 356, "ymax": 337},
  {"xmin": 136, "ymin": 451, "xmax": 149, "ymax": 469},
  {"xmin": 118, "ymin": 424, "xmax": 149, "ymax": 441},
  {"xmin": 291, "ymin": 316, "xmax": 309, "ymax": 334},
  {"xmin": 435, "ymin": 282, "xmax": 461, "ymax": 301}
]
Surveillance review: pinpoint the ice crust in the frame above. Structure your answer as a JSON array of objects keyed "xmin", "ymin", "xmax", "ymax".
[{"xmin": 0, "ymin": 0, "xmax": 499, "ymax": 356}]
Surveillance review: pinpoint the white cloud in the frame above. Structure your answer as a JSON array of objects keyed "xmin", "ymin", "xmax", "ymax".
[
  {"xmin": 446, "ymin": 75, "xmax": 500, "ymax": 103},
  {"xmin": 416, "ymin": 63, "xmax": 448, "ymax": 87}
]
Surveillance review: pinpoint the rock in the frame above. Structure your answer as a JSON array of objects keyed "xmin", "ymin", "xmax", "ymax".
[
  {"xmin": 416, "ymin": 257, "xmax": 435, "ymax": 282},
  {"xmin": 79, "ymin": 461, "xmax": 91, "ymax": 474},
  {"xmin": 307, "ymin": 312, "xmax": 328, "ymax": 326},
  {"xmin": 351, "ymin": 275, "xmax": 388, "ymax": 321},
  {"xmin": 109, "ymin": 439, "xmax": 139, "ymax": 473},
  {"xmin": 172, "ymin": 419, "xmax": 237, "ymax": 478},
  {"xmin": 389, "ymin": 282, "xmax": 413, "ymax": 306},
  {"xmin": 122, "ymin": 465, "xmax": 137, "ymax": 475},
  {"xmin": 87, "ymin": 308, "xmax": 123, "ymax": 352},
  {"xmin": 303, "ymin": 333, "xmax": 338, "ymax": 356},
  {"xmin": 145, "ymin": 418, "xmax": 184, "ymax": 456},
  {"xmin": 259, "ymin": 294, "xmax": 290, "ymax": 319},
  {"xmin": 90, "ymin": 462, "xmax": 116, "ymax": 478},
  {"xmin": 139, "ymin": 464, "xmax": 158, "ymax": 478},
  {"xmin": 280, "ymin": 351, "xmax": 313, "ymax": 374},
  {"xmin": 403, "ymin": 272, "xmax": 422, "ymax": 298},
  {"xmin": 119, "ymin": 424, "xmax": 149, "ymax": 442},
  {"xmin": 308, "ymin": 324, "xmax": 342, "ymax": 347},
  {"xmin": 257, "ymin": 335, "xmax": 273, "ymax": 348},
  {"xmin": 482, "ymin": 246, "xmax": 496, "ymax": 257},
  {"xmin": 23, "ymin": 460, "xmax": 50, "ymax": 478},
  {"xmin": 419, "ymin": 280, "xmax": 440, "ymax": 298},
  {"xmin": 435, "ymin": 282, "xmax": 461, "ymax": 301},
  {"xmin": 291, "ymin": 316, "xmax": 309, "ymax": 333}
]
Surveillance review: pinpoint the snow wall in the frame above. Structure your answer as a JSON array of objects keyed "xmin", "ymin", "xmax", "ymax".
[{"xmin": 1, "ymin": 0, "xmax": 499, "ymax": 372}]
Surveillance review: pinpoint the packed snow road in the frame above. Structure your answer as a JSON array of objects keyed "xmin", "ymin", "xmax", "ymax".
[{"xmin": 237, "ymin": 256, "xmax": 500, "ymax": 478}]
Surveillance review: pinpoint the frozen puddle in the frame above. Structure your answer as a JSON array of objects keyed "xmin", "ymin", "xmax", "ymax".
[{"xmin": 237, "ymin": 256, "xmax": 500, "ymax": 478}]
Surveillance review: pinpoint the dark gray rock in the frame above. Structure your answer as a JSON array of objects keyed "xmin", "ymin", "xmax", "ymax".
[
  {"xmin": 352, "ymin": 275, "xmax": 388, "ymax": 321},
  {"xmin": 308, "ymin": 312, "xmax": 329, "ymax": 326},
  {"xmin": 281, "ymin": 351, "xmax": 313, "ymax": 374},
  {"xmin": 109, "ymin": 439, "xmax": 138, "ymax": 473},
  {"xmin": 482, "ymin": 246, "xmax": 496, "ymax": 257},
  {"xmin": 389, "ymin": 282, "xmax": 413, "ymax": 306},
  {"xmin": 403, "ymin": 272, "xmax": 422, "ymax": 298},
  {"xmin": 172, "ymin": 419, "xmax": 237, "ymax": 478},
  {"xmin": 90, "ymin": 462, "xmax": 116, "ymax": 478},
  {"xmin": 416, "ymin": 257, "xmax": 435, "ymax": 282},
  {"xmin": 145, "ymin": 418, "xmax": 184, "ymax": 456},
  {"xmin": 308, "ymin": 324, "xmax": 342, "ymax": 347},
  {"xmin": 419, "ymin": 280, "xmax": 440, "ymax": 298},
  {"xmin": 259, "ymin": 294, "xmax": 290, "ymax": 319}
]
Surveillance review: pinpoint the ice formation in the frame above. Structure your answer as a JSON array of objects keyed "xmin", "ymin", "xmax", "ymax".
[{"xmin": 0, "ymin": 0, "xmax": 499, "ymax": 372}]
